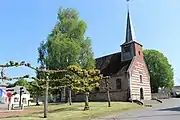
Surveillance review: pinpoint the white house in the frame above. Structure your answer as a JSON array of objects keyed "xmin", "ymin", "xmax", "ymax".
[{"xmin": 6, "ymin": 86, "xmax": 31, "ymax": 107}]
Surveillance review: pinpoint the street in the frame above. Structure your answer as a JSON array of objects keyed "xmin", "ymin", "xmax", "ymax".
[
  {"xmin": 93, "ymin": 98, "xmax": 180, "ymax": 120},
  {"xmin": 0, "ymin": 103, "xmax": 8, "ymax": 111}
]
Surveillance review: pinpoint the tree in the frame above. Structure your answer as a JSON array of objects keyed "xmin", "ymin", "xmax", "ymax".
[
  {"xmin": 102, "ymin": 76, "xmax": 111, "ymax": 107},
  {"xmin": 37, "ymin": 7, "xmax": 95, "ymax": 70},
  {"xmin": 29, "ymin": 80, "xmax": 44, "ymax": 105},
  {"xmin": 14, "ymin": 79, "xmax": 30, "ymax": 90},
  {"xmin": 37, "ymin": 7, "xmax": 95, "ymax": 102},
  {"xmin": 67, "ymin": 65, "xmax": 103, "ymax": 110},
  {"xmin": 143, "ymin": 49, "xmax": 174, "ymax": 93},
  {"xmin": 62, "ymin": 73, "xmax": 75, "ymax": 105},
  {"xmin": 14, "ymin": 79, "xmax": 39, "ymax": 102}
]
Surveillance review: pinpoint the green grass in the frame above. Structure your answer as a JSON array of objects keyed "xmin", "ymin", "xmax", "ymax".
[{"xmin": 1, "ymin": 102, "xmax": 141, "ymax": 120}]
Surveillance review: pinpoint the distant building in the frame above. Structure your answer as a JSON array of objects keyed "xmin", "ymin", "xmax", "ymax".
[
  {"xmin": 6, "ymin": 86, "xmax": 31, "ymax": 106},
  {"xmin": 73, "ymin": 9, "xmax": 151, "ymax": 101},
  {"xmin": 171, "ymin": 86, "xmax": 180, "ymax": 97},
  {"xmin": 0, "ymin": 84, "xmax": 31, "ymax": 106}
]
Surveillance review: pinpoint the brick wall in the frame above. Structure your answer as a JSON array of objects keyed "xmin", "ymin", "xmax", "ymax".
[
  {"xmin": 128, "ymin": 43, "xmax": 151, "ymax": 100},
  {"xmin": 129, "ymin": 56, "xmax": 151, "ymax": 100}
]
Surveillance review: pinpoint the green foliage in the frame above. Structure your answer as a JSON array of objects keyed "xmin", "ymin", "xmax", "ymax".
[
  {"xmin": 67, "ymin": 65, "xmax": 103, "ymax": 94},
  {"xmin": 143, "ymin": 49, "xmax": 174, "ymax": 93},
  {"xmin": 14, "ymin": 79, "xmax": 30, "ymax": 90},
  {"xmin": 14, "ymin": 79, "xmax": 38, "ymax": 98},
  {"xmin": 37, "ymin": 7, "xmax": 95, "ymax": 70},
  {"xmin": 66, "ymin": 65, "xmax": 103, "ymax": 110},
  {"xmin": 37, "ymin": 7, "xmax": 95, "ymax": 97},
  {"xmin": 47, "ymin": 39, "xmax": 81, "ymax": 69}
]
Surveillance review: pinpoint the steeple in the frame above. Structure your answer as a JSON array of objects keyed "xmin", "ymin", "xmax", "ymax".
[
  {"xmin": 121, "ymin": 6, "xmax": 143, "ymax": 62},
  {"xmin": 125, "ymin": 9, "xmax": 136, "ymax": 43}
]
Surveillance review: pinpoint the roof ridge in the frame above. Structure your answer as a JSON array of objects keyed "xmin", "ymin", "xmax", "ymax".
[{"xmin": 95, "ymin": 52, "xmax": 121, "ymax": 59}]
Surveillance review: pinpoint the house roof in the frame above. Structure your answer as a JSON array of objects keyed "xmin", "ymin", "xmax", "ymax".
[
  {"xmin": 0, "ymin": 82, "xmax": 8, "ymax": 87},
  {"xmin": 6, "ymin": 86, "xmax": 30, "ymax": 94},
  {"xmin": 95, "ymin": 52, "xmax": 132, "ymax": 77}
]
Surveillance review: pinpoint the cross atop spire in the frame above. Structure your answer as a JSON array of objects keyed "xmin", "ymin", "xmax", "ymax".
[{"xmin": 125, "ymin": 8, "xmax": 136, "ymax": 43}]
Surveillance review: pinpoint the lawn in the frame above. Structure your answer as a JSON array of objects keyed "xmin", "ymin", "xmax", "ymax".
[{"xmin": 1, "ymin": 102, "xmax": 141, "ymax": 120}]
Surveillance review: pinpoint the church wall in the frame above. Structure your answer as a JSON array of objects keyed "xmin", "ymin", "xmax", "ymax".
[
  {"xmin": 92, "ymin": 76, "xmax": 129, "ymax": 101},
  {"xmin": 129, "ymin": 55, "xmax": 151, "ymax": 100},
  {"xmin": 89, "ymin": 91, "xmax": 128, "ymax": 101},
  {"xmin": 74, "ymin": 75, "xmax": 129, "ymax": 102},
  {"xmin": 74, "ymin": 91, "xmax": 129, "ymax": 102}
]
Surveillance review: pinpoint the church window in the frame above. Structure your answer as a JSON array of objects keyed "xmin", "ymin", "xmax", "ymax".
[
  {"xmin": 124, "ymin": 46, "xmax": 130, "ymax": 52},
  {"xmin": 116, "ymin": 78, "xmax": 121, "ymax": 89},
  {"xmin": 138, "ymin": 51, "xmax": 141, "ymax": 55},
  {"xmin": 140, "ymin": 75, "xmax": 143, "ymax": 83}
]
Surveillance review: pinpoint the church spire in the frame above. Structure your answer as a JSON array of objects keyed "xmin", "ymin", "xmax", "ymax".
[
  {"xmin": 121, "ymin": 1, "xmax": 143, "ymax": 61},
  {"xmin": 125, "ymin": 9, "xmax": 136, "ymax": 43}
]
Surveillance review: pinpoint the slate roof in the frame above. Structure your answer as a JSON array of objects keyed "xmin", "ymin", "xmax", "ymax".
[
  {"xmin": 95, "ymin": 52, "xmax": 132, "ymax": 77},
  {"xmin": 125, "ymin": 10, "xmax": 136, "ymax": 43}
]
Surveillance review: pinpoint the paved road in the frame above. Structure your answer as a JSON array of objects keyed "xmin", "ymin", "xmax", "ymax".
[
  {"xmin": 93, "ymin": 98, "xmax": 180, "ymax": 120},
  {"xmin": 0, "ymin": 103, "xmax": 8, "ymax": 110}
]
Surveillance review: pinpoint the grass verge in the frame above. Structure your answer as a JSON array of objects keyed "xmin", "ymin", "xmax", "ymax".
[{"xmin": 0, "ymin": 102, "xmax": 141, "ymax": 120}]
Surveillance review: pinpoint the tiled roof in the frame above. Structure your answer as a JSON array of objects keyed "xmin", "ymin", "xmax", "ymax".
[{"xmin": 95, "ymin": 52, "xmax": 132, "ymax": 77}]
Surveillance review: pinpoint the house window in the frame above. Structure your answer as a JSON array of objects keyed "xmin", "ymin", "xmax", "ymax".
[
  {"xmin": 140, "ymin": 75, "xmax": 143, "ymax": 83},
  {"xmin": 116, "ymin": 79, "xmax": 121, "ymax": 89},
  {"xmin": 138, "ymin": 51, "xmax": 141, "ymax": 55},
  {"xmin": 14, "ymin": 97, "xmax": 18, "ymax": 102},
  {"xmin": 22, "ymin": 98, "xmax": 27, "ymax": 104}
]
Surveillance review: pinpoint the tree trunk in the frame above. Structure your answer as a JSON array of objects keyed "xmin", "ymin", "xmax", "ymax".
[
  {"xmin": 107, "ymin": 89, "xmax": 111, "ymax": 107},
  {"xmin": 59, "ymin": 90, "xmax": 61, "ymax": 102},
  {"xmin": 84, "ymin": 93, "xmax": 89, "ymax": 111},
  {"xmin": 36, "ymin": 90, "xmax": 40, "ymax": 106},
  {"xmin": 68, "ymin": 88, "xmax": 72, "ymax": 105},
  {"xmin": 65, "ymin": 87, "xmax": 68, "ymax": 103},
  {"xmin": 44, "ymin": 78, "xmax": 49, "ymax": 118}
]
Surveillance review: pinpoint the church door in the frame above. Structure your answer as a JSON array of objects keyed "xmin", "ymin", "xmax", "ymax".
[{"xmin": 140, "ymin": 88, "xmax": 144, "ymax": 100}]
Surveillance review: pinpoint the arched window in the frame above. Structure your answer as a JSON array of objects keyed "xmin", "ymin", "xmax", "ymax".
[
  {"xmin": 140, "ymin": 88, "xmax": 144, "ymax": 99},
  {"xmin": 116, "ymin": 79, "xmax": 121, "ymax": 89},
  {"xmin": 140, "ymin": 75, "xmax": 143, "ymax": 83}
]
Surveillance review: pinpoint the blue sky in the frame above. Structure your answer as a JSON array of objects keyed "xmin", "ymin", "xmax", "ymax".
[{"xmin": 0, "ymin": 0, "xmax": 180, "ymax": 85}]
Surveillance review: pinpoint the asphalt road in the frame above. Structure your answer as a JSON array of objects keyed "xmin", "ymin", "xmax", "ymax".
[
  {"xmin": 93, "ymin": 98, "xmax": 180, "ymax": 120},
  {"xmin": 0, "ymin": 103, "xmax": 8, "ymax": 110}
]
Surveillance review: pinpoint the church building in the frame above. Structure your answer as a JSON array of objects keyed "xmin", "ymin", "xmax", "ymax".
[
  {"xmin": 68, "ymin": 8, "xmax": 152, "ymax": 102},
  {"xmin": 73, "ymin": 9, "xmax": 152, "ymax": 102},
  {"xmin": 88, "ymin": 9, "xmax": 152, "ymax": 101}
]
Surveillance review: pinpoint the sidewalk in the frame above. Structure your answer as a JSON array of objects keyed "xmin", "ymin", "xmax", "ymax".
[{"xmin": 0, "ymin": 108, "xmax": 42, "ymax": 118}]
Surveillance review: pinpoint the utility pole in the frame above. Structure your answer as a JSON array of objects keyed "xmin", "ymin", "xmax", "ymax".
[
  {"xmin": 19, "ymin": 87, "xmax": 24, "ymax": 108},
  {"xmin": 44, "ymin": 74, "xmax": 49, "ymax": 118}
]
